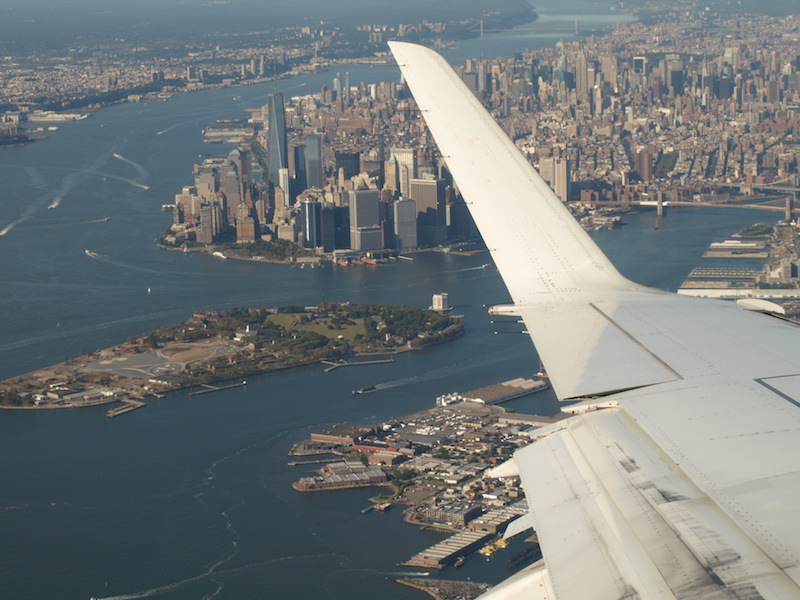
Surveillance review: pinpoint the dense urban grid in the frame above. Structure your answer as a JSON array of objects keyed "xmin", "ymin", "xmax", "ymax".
[
  {"xmin": 4, "ymin": 2, "xmax": 800, "ymax": 264},
  {"xmin": 144, "ymin": 6, "xmax": 800, "ymax": 286}
]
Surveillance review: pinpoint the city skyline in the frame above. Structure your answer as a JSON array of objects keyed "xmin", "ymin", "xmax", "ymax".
[{"xmin": 3, "ymin": 2, "xmax": 800, "ymax": 600}]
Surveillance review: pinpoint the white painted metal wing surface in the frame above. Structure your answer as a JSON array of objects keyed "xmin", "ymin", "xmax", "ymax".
[{"xmin": 389, "ymin": 41, "xmax": 800, "ymax": 600}]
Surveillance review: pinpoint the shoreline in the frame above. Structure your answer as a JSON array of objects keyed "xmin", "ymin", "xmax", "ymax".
[
  {"xmin": 0, "ymin": 304, "xmax": 465, "ymax": 411},
  {"xmin": 1, "ymin": 8, "xmax": 541, "ymax": 117}
]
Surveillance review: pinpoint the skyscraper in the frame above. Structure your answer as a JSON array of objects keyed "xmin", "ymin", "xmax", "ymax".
[
  {"xmin": 409, "ymin": 178, "xmax": 446, "ymax": 247},
  {"xmin": 267, "ymin": 92, "xmax": 288, "ymax": 189},
  {"xmin": 635, "ymin": 148, "xmax": 654, "ymax": 182},
  {"xmin": 302, "ymin": 199, "xmax": 321, "ymax": 249},
  {"xmin": 393, "ymin": 197, "xmax": 417, "ymax": 249},
  {"xmin": 553, "ymin": 157, "xmax": 570, "ymax": 202},
  {"xmin": 293, "ymin": 144, "xmax": 307, "ymax": 192},
  {"xmin": 390, "ymin": 147, "xmax": 416, "ymax": 196},
  {"xmin": 335, "ymin": 152, "xmax": 360, "ymax": 180},
  {"xmin": 348, "ymin": 189, "xmax": 383, "ymax": 251},
  {"xmin": 305, "ymin": 133, "xmax": 324, "ymax": 189},
  {"xmin": 539, "ymin": 157, "xmax": 571, "ymax": 202}
]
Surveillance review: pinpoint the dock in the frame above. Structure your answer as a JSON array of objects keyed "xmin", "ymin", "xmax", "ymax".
[
  {"xmin": 188, "ymin": 380, "xmax": 247, "ymax": 396},
  {"xmin": 321, "ymin": 358, "xmax": 394, "ymax": 373},
  {"xmin": 361, "ymin": 502, "xmax": 392, "ymax": 514},
  {"xmin": 106, "ymin": 398, "xmax": 146, "ymax": 418},
  {"xmin": 402, "ymin": 530, "xmax": 493, "ymax": 569},
  {"xmin": 287, "ymin": 458, "xmax": 331, "ymax": 466}
]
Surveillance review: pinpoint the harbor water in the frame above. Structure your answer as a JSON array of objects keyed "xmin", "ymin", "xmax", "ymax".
[{"xmin": 0, "ymin": 2, "xmax": 777, "ymax": 599}]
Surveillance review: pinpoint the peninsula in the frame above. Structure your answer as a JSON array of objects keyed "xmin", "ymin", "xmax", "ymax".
[{"xmin": 0, "ymin": 303, "xmax": 463, "ymax": 410}]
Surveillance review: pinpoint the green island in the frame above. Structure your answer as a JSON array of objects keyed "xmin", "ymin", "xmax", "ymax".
[{"xmin": 0, "ymin": 303, "xmax": 463, "ymax": 410}]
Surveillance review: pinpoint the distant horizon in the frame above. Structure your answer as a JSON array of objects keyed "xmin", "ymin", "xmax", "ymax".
[{"xmin": 0, "ymin": 0, "xmax": 538, "ymax": 55}]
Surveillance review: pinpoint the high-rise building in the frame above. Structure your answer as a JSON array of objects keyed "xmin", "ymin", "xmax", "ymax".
[
  {"xmin": 293, "ymin": 145, "xmax": 307, "ymax": 192},
  {"xmin": 383, "ymin": 154, "xmax": 399, "ymax": 195},
  {"xmin": 390, "ymin": 147, "xmax": 416, "ymax": 196},
  {"xmin": 575, "ymin": 50, "xmax": 589, "ymax": 101},
  {"xmin": 220, "ymin": 161, "xmax": 242, "ymax": 223},
  {"xmin": 335, "ymin": 152, "xmax": 360, "ymax": 180},
  {"xmin": 267, "ymin": 92, "xmax": 288, "ymax": 189},
  {"xmin": 319, "ymin": 204, "xmax": 336, "ymax": 252},
  {"xmin": 393, "ymin": 197, "xmax": 417, "ymax": 249},
  {"xmin": 539, "ymin": 157, "xmax": 555, "ymax": 186},
  {"xmin": 235, "ymin": 202, "xmax": 256, "ymax": 242},
  {"xmin": 302, "ymin": 199, "xmax": 321, "ymax": 249},
  {"xmin": 195, "ymin": 165, "xmax": 218, "ymax": 199},
  {"xmin": 197, "ymin": 203, "xmax": 222, "ymax": 244},
  {"xmin": 279, "ymin": 168, "xmax": 291, "ymax": 202},
  {"xmin": 409, "ymin": 178, "xmax": 446, "ymax": 246},
  {"xmin": 349, "ymin": 189, "xmax": 380, "ymax": 229},
  {"xmin": 343, "ymin": 72, "xmax": 351, "ymax": 104},
  {"xmin": 635, "ymin": 148, "xmax": 654, "ymax": 182},
  {"xmin": 349, "ymin": 189, "xmax": 383, "ymax": 251},
  {"xmin": 305, "ymin": 133, "xmax": 324, "ymax": 189},
  {"xmin": 553, "ymin": 158, "xmax": 570, "ymax": 202},
  {"xmin": 539, "ymin": 157, "xmax": 570, "ymax": 202},
  {"xmin": 431, "ymin": 293, "xmax": 450, "ymax": 312}
]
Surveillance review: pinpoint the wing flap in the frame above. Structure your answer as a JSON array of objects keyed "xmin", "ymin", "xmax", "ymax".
[
  {"xmin": 512, "ymin": 405, "xmax": 800, "ymax": 599},
  {"xmin": 519, "ymin": 301, "xmax": 680, "ymax": 399}
]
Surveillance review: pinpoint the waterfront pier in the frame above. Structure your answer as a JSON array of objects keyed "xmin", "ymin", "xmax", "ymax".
[
  {"xmin": 402, "ymin": 530, "xmax": 493, "ymax": 569},
  {"xmin": 188, "ymin": 380, "xmax": 247, "ymax": 396},
  {"xmin": 322, "ymin": 358, "xmax": 394, "ymax": 372},
  {"xmin": 106, "ymin": 398, "xmax": 146, "ymax": 417}
]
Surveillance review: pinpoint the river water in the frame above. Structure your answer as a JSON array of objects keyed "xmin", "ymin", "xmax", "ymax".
[{"xmin": 0, "ymin": 3, "xmax": 776, "ymax": 599}]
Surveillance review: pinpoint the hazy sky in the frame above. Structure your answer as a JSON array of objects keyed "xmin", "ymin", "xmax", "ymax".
[{"xmin": 0, "ymin": 0, "xmax": 537, "ymax": 54}]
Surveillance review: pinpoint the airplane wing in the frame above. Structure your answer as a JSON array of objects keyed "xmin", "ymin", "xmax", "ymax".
[{"xmin": 389, "ymin": 41, "xmax": 800, "ymax": 600}]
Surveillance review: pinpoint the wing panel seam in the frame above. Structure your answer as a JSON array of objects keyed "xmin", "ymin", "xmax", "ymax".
[
  {"xmin": 589, "ymin": 303, "xmax": 684, "ymax": 381},
  {"xmin": 754, "ymin": 376, "xmax": 800, "ymax": 408}
]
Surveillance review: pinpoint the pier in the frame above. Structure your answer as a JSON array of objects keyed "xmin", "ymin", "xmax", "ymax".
[
  {"xmin": 321, "ymin": 358, "xmax": 394, "ymax": 372},
  {"xmin": 287, "ymin": 458, "xmax": 331, "ymax": 466},
  {"xmin": 106, "ymin": 398, "xmax": 146, "ymax": 418},
  {"xmin": 402, "ymin": 530, "xmax": 493, "ymax": 569},
  {"xmin": 188, "ymin": 380, "xmax": 247, "ymax": 396}
]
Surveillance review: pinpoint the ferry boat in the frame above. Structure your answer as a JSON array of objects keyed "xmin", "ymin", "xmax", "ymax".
[{"xmin": 352, "ymin": 386, "xmax": 377, "ymax": 395}]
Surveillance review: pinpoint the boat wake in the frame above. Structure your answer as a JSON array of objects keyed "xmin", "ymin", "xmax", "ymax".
[
  {"xmin": 112, "ymin": 152, "xmax": 150, "ymax": 187},
  {"xmin": 450, "ymin": 263, "xmax": 490, "ymax": 273},
  {"xmin": 92, "ymin": 553, "xmax": 342, "ymax": 600},
  {"xmin": 89, "ymin": 433, "xmax": 342, "ymax": 600},
  {"xmin": 0, "ymin": 151, "xmax": 120, "ymax": 236},
  {"xmin": 83, "ymin": 250, "xmax": 158, "ymax": 273}
]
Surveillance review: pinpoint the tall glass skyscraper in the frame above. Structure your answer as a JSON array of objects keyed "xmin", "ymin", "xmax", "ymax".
[
  {"xmin": 305, "ymin": 133, "xmax": 324, "ymax": 189},
  {"xmin": 267, "ymin": 92, "xmax": 287, "ymax": 189}
]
